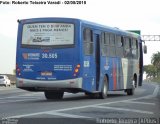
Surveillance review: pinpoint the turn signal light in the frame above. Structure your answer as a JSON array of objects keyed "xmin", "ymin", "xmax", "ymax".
[
  {"xmin": 75, "ymin": 68, "xmax": 79, "ymax": 73},
  {"xmin": 76, "ymin": 64, "xmax": 80, "ymax": 68},
  {"xmin": 16, "ymin": 64, "xmax": 21, "ymax": 76},
  {"xmin": 73, "ymin": 64, "xmax": 81, "ymax": 76}
]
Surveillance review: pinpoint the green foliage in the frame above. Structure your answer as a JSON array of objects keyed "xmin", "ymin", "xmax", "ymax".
[
  {"xmin": 151, "ymin": 52, "xmax": 160, "ymax": 76},
  {"xmin": 144, "ymin": 65, "xmax": 157, "ymax": 78},
  {"xmin": 152, "ymin": 77, "xmax": 160, "ymax": 83},
  {"xmin": 144, "ymin": 52, "xmax": 160, "ymax": 83}
]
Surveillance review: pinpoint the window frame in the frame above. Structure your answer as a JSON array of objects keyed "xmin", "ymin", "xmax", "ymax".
[
  {"xmin": 101, "ymin": 32, "xmax": 116, "ymax": 57},
  {"xmin": 115, "ymin": 35, "xmax": 124, "ymax": 57},
  {"xmin": 83, "ymin": 28, "xmax": 93, "ymax": 55},
  {"xmin": 131, "ymin": 38, "xmax": 138, "ymax": 59}
]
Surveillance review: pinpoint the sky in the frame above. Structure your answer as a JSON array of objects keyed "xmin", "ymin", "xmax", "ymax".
[{"xmin": 0, "ymin": 0, "xmax": 160, "ymax": 74}]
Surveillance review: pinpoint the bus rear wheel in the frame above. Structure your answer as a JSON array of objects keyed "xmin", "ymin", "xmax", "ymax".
[
  {"xmin": 99, "ymin": 76, "xmax": 108, "ymax": 99},
  {"xmin": 44, "ymin": 91, "xmax": 64, "ymax": 100}
]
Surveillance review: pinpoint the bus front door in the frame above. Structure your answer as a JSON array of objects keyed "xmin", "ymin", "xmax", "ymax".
[
  {"xmin": 83, "ymin": 31, "xmax": 101, "ymax": 92},
  {"xmin": 94, "ymin": 33, "xmax": 101, "ymax": 91}
]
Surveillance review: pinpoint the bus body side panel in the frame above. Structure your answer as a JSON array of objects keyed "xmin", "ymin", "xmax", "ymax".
[
  {"xmin": 116, "ymin": 57, "xmax": 124, "ymax": 90},
  {"xmin": 102, "ymin": 56, "xmax": 139, "ymax": 91},
  {"xmin": 82, "ymin": 56, "xmax": 96, "ymax": 92},
  {"xmin": 122, "ymin": 58, "xmax": 132, "ymax": 89},
  {"xmin": 81, "ymin": 26, "xmax": 97, "ymax": 93},
  {"xmin": 101, "ymin": 57, "xmax": 124, "ymax": 91},
  {"xmin": 132, "ymin": 59, "xmax": 140, "ymax": 86},
  {"xmin": 121, "ymin": 58, "xmax": 139, "ymax": 90}
]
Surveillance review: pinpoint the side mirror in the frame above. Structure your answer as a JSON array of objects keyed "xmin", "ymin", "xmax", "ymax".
[
  {"xmin": 17, "ymin": 19, "xmax": 20, "ymax": 23},
  {"xmin": 143, "ymin": 45, "xmax": 147, "ymax": 54}
]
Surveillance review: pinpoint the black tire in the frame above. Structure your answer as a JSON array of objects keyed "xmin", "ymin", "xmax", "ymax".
[
  {"xmin": 99, "ymin": 76, "xmax": 108, "ymax": 99},
  {"xmin": 85, "ymin": 92, "xmax": 98, "ymax": 99},
  {"xmin": 85, "ymin": 92, "xmax": 90, "ymax": 96},
  {"xmin": 126, "ymin": 89, "xmax": 134, "ymax": 95},
  {"xmin": 44, "ymin": 91, "xmax": 64, "ymax": 100},
  {"xmin": 126, "ymin": 78, "xmax": 135, "ymax": 95}
]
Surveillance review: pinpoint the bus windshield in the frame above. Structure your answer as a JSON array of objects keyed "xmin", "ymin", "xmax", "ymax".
[{"xmin": 22, "ymin": 23, "xmax": 74, "ymax": 47}]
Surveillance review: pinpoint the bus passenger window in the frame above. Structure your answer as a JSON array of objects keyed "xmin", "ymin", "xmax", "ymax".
[
  {"xmin": 109, "ymin": 34, "xmax": 116, "ymax": 57},
  {"xmin": 101, "ymin": 33, "xmax": 106, "ymax": 56},
  {"xmin": 110, "ymin": 34, "xmax": 115, "ymax": 46},
  {"xmin": 104, "ymin": 33, "xmax": 110, "ymax": 45},
  {"xmin": 121, "ymin": 37, "xmax": 124, "ymax": 46},
  {"xmin": 101, "ymin": 32, "xmax": 105, "ymax": 45},
  {"xmin": 124, "ymin": 37, "xmax": 132, "ymax": 58},
  {"xmin": 117, "ymin": 36, "xmax": 123, "ymax": 47},
  {"xmin": 83, "ymin": 28, "xmax": 93, "ymax": 55},
  {"xmin": 102, "ymin": 32, "xmax": 110, "ymax": 56},
  {"xmin": 132, "ymin": 39, "xmax": 138, "ymax": 59},
  {"xmin": 116, "ymin": 35, "xmax": 124, "ymax": 57}
]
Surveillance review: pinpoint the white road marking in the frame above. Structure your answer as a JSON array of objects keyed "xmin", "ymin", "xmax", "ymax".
[
  {"xmin": 92, "ymin": 106, "xmax": 154, "ymax": 115},
  {"xmin": 47, "ymin": 112, "xmax": 91, "ymax": 118},
  {"xmin": 152, "ymin": 85, "xmax": 159, "ymax": 97},
  {"xmin": 8, "ymin": 111, "xmax": 47, "ymax": 118},
  {"xmin": 7, "ymin": 94, "xmax": 153, "ymax": 119},
  {"xmin": 0, "ymin": 92, "xmax": 81, "ymax": 100},
  {"xmin": 0, "ymin": 92, "xmax": 83, "ymax": 104},
  {"xmin": 8, "ymin": 111, "xmax": 91, "ymax": 119},
  {"xmin": 0, "ymin": 98, "xmax": 43, "ymax": 104},
  {"xmin": 0, "ymin": 86, "xmax": 17, "ymax": 91},
  {"xmin": 122, "ymin": 101, "xmax": 155, "ymax": 105},
  {"xmin": 6, "ymin": 84, "xmax": 160, "ymax": 119}
]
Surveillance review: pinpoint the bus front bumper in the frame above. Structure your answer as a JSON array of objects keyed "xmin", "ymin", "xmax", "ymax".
[{"xmin": 16, "ymin": 78, "xmax": 83, "ymax": 89}]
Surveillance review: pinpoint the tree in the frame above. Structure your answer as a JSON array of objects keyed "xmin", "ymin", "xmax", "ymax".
[
  {"xmin": 151, "ymin": 52, "xmax": 160, "ymax": 77},
  {"xmin": 144, "ymin": 65, "xmax": 157, "ymax": 78}
]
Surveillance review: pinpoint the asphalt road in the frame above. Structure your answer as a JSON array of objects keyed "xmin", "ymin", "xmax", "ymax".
[{"xmin": 0, "ymin": 82, "xmax": 159, "ymax": 124}]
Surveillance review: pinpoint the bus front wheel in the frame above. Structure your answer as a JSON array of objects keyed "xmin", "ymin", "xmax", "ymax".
[
  {"xmin": 44, "ymin": 91, "xmax": 64, "ymax": 100},
  {"xmin": 126, "ymin": 78, "xmax": 136, "ymax": 95},
  {"xmin": 126, "ymin": 88, "xmax": 134, "ymax": 95},
  {"xmin": 99, "ymin": 76, "xmax": 108, "ymax": 99}
]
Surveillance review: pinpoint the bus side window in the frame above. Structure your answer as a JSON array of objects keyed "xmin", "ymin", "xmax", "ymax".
[
  {"xmin": 101, "ymin": 32, "xmax": 105, "ymax": 56},
  {"xmin": 101, "ymin": 32, "xmax": 110, "ymax": 56},
  {"xmin": 124, "ymin": 37, "xmax": 132, "ymax": 58},
  {"xmin": 83, "ymin": 28, "xmax": 93, "ymax": 55},
  {"xmin": 104, "ymin": 33, "xmax": 110, "ymax": 45},
  {"xmin": 132, "ymin": 38, "xmax": 138, "ymax": 59},
  {"xmin": 109, "ymin": 34, "xmax": 116, "ymax": 57},
  {"xmin": 116, "ymin": 35, "xmax": 124, "ymax": 57}
]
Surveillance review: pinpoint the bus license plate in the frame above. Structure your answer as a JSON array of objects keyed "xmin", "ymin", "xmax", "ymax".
[{"xmin": 41, "ymin": 71, "xmax": 52, "ymax": 76}]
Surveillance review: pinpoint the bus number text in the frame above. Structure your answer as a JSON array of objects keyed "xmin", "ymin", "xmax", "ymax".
[{"xmin": 42, "ymin": 53, "xmax": 58, "ymax": 59}]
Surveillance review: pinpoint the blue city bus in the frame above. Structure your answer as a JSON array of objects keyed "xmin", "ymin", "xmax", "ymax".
[{"xmin": 16, "ymin": 18, "xmax": 145, "ymax": 99}]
